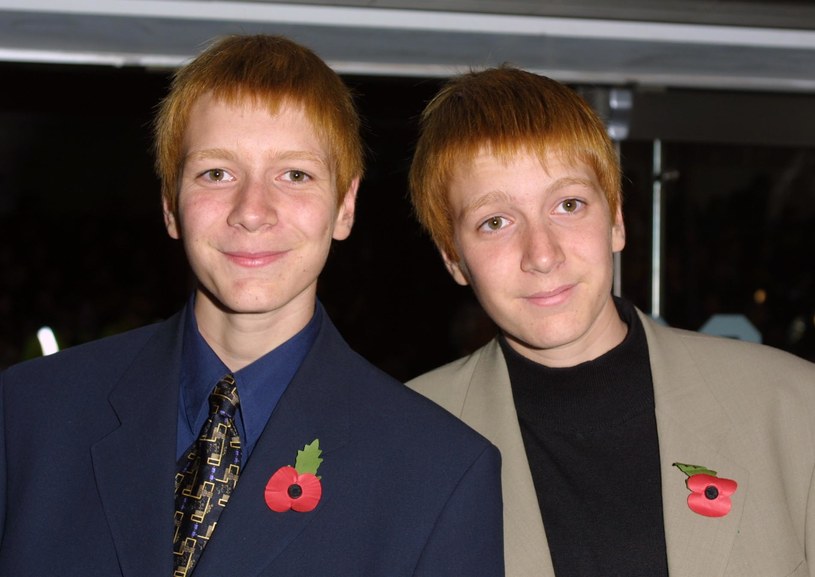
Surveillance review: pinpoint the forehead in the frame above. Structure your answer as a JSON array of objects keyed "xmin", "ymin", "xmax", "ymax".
[
  {"xmin": 179, "ymin": 95, "xmax": 338, "ymax": 183},
  {"xmin": 450, "ymin": 147, "xmax": 599, "ymax": 196},
  {"xmin": 184, "ymin": 93, "xmax": 325, "ymax": 150}
]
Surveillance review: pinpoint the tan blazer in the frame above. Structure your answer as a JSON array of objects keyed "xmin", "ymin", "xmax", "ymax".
[{"xmin": 408, "ymin": 309, "xmax": 815, "ymax": 577}]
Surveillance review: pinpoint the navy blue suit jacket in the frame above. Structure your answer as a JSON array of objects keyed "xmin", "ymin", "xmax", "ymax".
[{"xmin": 0, "ymin": 309, "xmax": 503, "ymax": 576}]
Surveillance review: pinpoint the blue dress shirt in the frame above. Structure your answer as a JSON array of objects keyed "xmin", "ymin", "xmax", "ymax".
[{"xmin": 176, "ymin": 296, "xmax": 321, "ymax": 465}]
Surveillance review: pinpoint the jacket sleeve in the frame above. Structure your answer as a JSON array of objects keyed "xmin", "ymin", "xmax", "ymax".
[
  {"xmin": 413, "ymin": 443, "xmax": 505, "ymax": 577},
  {"xmin": 0, "ymin": 371, "xmax": 7, "ymax": 549},
  {"xmin": 807, "ymin": 459, "xmax": 815, "ymax": 576}
]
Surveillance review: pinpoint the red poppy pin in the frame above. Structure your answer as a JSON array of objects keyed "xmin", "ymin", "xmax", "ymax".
[
  {"xmin": 265, "ymin": 439, "xmax": 323, "ymax": 513},
  {"xmin": 673, "ymin": 462, "xmax": 738, "ymax": 518}
]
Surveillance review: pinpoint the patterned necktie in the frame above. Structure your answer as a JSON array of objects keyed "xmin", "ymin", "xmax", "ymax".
[{"xmin": 173, "ymin": 374, "xmax": 242, "ymax": 577}]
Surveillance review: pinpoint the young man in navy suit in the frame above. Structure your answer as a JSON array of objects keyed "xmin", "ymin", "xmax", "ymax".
[{"xmin": 0, "ymin": 35, "xmax": 503, "ymax": 577}]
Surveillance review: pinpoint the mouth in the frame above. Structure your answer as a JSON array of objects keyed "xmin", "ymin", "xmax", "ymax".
[
  {"xmin": 223, "ymin": 250, "xmax": 287, "ymax": 268},
  {"xmin": 524, "ymin": 284, "xmax": 575, "ymax": 306}
]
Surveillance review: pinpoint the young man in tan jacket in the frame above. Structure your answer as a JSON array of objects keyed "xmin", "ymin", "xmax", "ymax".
[{"xmin": 408, "ymin": 65, "xmax": 815, "ymax": 577}]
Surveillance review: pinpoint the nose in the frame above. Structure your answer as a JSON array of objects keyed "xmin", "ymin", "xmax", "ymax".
[
  {"xmin": 520, "ymin": 222, "xmax": 564, "ymax": 274},
  {"xmin": 226, "ymin": 179, "xmax": 278, "ymax": 232}
]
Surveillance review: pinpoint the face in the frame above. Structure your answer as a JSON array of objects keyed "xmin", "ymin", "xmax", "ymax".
[
  {"xmin": 164, "ymin": 94, "xmax": 356, "ymax": 327},
  {"xmin": 443, "ymin": 150, "xmax": 626, "ymax": 367}
]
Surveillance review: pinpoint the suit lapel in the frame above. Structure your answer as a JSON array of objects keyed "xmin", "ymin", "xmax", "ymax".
[
  {"xmin": 90, "ymin": 313, "xmax": 185, "ymax": 577},
  {"xmin": 192, "ymin": 315, "xmax": 350, "ymax": 577},
  {"xmin": 459, "ymin": 340, "xmax": 556, "ymax": 577},
  {"xmin": 641, "ymin": 312, "xmax": 749, "ymax": 577}
]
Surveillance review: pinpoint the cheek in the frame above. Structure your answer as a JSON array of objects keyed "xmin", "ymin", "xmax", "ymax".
[
  {"xmin": 566, "ymin": 226, "xmax": 614, "ymax": 260},
  {"xmin": 459, "ymin": 233, "xmax": 513, "ymax": 267},
  {"xmin": 298, "ymin": 200, "xmax": 339, "ymax": 236},
  {"xmin": 456, "ymin": 248, "xmax": 506, "ymax": 291},
  {"xmin": 178, "ymin": 196, "xmax": 222, "ymax": 230}
]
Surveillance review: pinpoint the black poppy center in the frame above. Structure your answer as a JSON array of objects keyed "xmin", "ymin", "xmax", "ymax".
[
  {"xmin": 704, "ymin": 485, "xmax": 719, "ymax": 500},
  {"xmin": 287, "ymin": 483, "xmax": 303, "ymax": 499}
]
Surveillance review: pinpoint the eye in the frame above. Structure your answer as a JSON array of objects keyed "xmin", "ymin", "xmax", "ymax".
[
  {"xmin": 478, "ymin": 216, "xmax": 510, "ymax": 232},
  {"xmin": 201, "ymin": 168, "xmax": 234, "ymax": 182},
  {"xmin": 283, "ymin": 169, "xmax": 311, "ymax": 183},
  {"xmin": 556, "ymin": 198, "xmax": 585, "ymax": 214}
]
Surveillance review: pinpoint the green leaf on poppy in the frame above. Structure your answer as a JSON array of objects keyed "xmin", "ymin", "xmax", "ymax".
[
  {"xmin": 673, "ymin": 462, "xmax": 717, "ymax": 477},
  {"xmin": 295, "ymin": 439, "xmax": 323, "ymax": 476}
]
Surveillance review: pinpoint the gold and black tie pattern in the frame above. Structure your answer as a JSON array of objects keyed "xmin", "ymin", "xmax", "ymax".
[{"xmin": 173, "ymin": 374, "xmax": 242, "ymax": 577}]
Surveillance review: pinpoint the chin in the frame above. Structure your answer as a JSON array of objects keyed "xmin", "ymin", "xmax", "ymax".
[
  {"xmin": 509, "ymin": 322, "xmax": 585, "ymax": 350},
  {"xmin": 228, "ymin": 297, "xmax": 283, "ymax": 314},
  {"xmin": 205, "ymin": 291, "xmax": 277, "ymax": 315}
]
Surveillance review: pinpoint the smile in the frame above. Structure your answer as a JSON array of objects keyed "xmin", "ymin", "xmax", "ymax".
[
  {"xmin": 524, "ymin": 284, "xmax": 575, "ymax": 306},
  {"xmin": 223, "ymin": 251, "xmax": 287, "ymax": 268}
]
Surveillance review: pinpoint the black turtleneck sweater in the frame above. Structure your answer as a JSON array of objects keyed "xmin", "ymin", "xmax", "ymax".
[{"xmin": 501, "ymin": 299, "xmax": 669, "ymax": 577}]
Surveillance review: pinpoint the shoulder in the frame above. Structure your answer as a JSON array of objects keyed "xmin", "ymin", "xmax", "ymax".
[
  {"xmin": 1, "ymin": 315, "xmax": 178, "ymax": 396},
  {"xmin": 641, "ymin": 310, "xmax": 815, "ymax": 379},
  {"xmin": 355, "ymin": 349, "xmax": 498, "ymax": 455},
  {"xmin": 309, "ymin": 316, "xmax": 499, "ymax": 458},
  {"xmin": 407, "ymin": 339, "xmax": 503, "ymax": 401},
  {"xmin": 640, "ymin": 309, "xmax": 815, "ymax": 420}
]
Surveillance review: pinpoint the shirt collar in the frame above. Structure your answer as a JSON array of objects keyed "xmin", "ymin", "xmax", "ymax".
[
  {"xmin": 178, "ymin": 294, "xmax": 321, "ymax": 459},
  {"xmin": 233, "ymin": 306, "xmax": 321, "ymax": 454}
]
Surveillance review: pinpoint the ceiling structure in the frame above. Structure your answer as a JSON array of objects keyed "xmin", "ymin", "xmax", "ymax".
[{"xmin": 1, "ymin": 0, "xmax": 815, "ymax": 93}]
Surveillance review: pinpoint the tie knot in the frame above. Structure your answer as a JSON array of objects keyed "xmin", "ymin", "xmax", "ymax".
[{"xmin": 210, "ymin": 374, "xmax": 240, "ymax": 420}]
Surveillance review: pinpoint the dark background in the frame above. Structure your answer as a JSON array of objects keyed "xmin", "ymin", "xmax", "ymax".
[
  {"xmin": 0, "ymin": 63, "xmax": 483, "ymax": 379},
  {"xmin": 1, "ymin": 63, "xmax": 813, "ymax": 379}
]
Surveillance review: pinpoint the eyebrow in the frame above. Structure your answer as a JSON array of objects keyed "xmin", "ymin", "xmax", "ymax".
[
  {"xmin": 548, "ymin": 176, "xmax": 596, "ymax": 192},
  {"xmin": 275, "ymin": 150, "xmax": 329, "ymax": 168},
  {"xmin": 459, "ymin": 176, "xmax": 596, "ymax": 217},
  {"xmin": 184, "ymin": 148, "xmax": 329, "ymax": 167},
  {"xmin": 460, "ymin": 190, "xmax": 513, "ymax": 218},
  {"xmin": 185, "ymin": 148, "xmax": 237, "ymax": 163}
]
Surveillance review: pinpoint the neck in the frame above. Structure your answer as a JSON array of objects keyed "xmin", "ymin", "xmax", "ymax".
[
  {"xmin": 506, "ymin": 297, "xmax": 628, "ymax": 368},
  {"xmin": 193, "ymin": 293, "xmax": 315, "ymax": 372}
]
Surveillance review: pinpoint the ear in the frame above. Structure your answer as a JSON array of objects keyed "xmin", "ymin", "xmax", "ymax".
[
  {"xmin": 332, "ymin": 178, "xmax": 358, "ymax": 241},
  {"xmin": 441, "ymin": 249, "xmax": 470, "ymax": 287},
  {"xmin": 163, "ymin": 197, "xmax": 180, "ymax": 240},
  {"xmin": 611, "ymin": 205, "xmax": 625, "ymax": 253}
]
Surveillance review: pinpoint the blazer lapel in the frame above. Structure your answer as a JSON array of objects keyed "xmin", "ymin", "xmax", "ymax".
[
  {"xmin": 459, "ymin": 340, "xmax": 556, "ymax": 577},
  {"xmin": 641, "ymin": 312, "xmax": 749, "ymax": 577},
  {"xmin": 90, "ymin": 313, "xmax": 185, "ymax": 577},
  {"xmin": 192, "ymin": 315, "xmax": 351, "ymax": 577}
]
